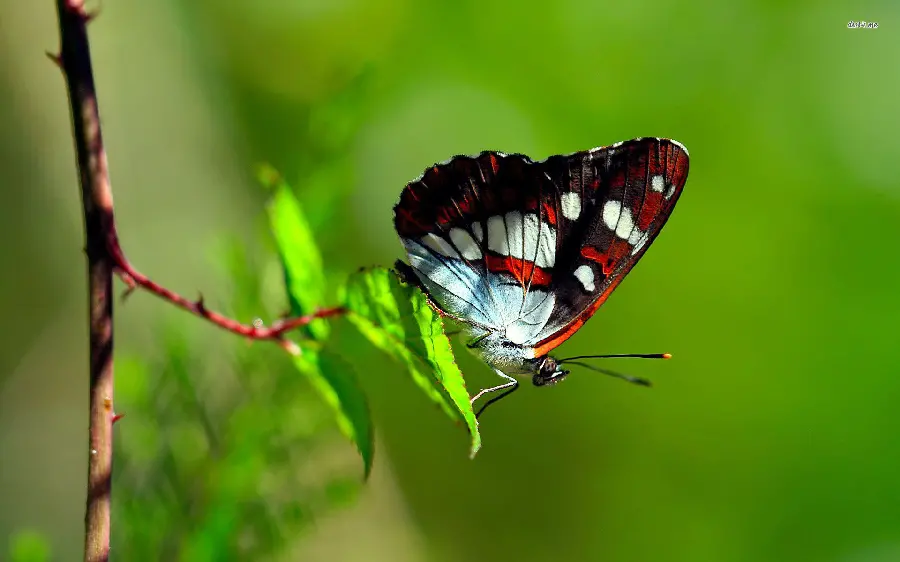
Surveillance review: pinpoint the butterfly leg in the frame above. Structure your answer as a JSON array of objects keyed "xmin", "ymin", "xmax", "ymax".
[
  {"xmin": 469, "ymin": 369, "xmax": 519, "ymax": 420},
  {"xmin": 470, "ymin": 369, "xmax": 517, "ymax": 403}
]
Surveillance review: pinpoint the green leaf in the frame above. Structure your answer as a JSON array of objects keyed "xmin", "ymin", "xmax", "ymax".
[
  {"xmin": 342, "ymin": 267, "xmax": 481, "ymax": 458},
  {"xmin": 259, "ymin": 165, "xmax": 329, "ymax": 341},
  {"xmin": 293, "ymin": 345, "xmax": 374, "ymax": 477}
]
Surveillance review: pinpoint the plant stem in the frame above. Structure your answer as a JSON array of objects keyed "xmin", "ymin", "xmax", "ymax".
[
  {"xmin": 53, "ymin": 1, "xmax": 114, "ymax": 561},
  {"xmin": 52, "ymin": 3, "xmax": 348, "ymax": 558}
]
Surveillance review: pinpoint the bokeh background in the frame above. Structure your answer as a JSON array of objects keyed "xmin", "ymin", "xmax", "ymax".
[{"xmin": 2, "ymin": 1, "xmax": 899, "ymax": 560}]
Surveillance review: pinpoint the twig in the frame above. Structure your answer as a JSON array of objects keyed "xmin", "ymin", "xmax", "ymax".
[
  {"xmin": 52, "ymin": 2, "xmax": 344, "ymax": 560},
  {"xmin": 113, "ymin": 246, "xmax": 345, "ymax": 343}
]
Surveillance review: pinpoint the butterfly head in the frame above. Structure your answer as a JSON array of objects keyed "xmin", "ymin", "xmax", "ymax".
[{"xmin": 530, "ymin": 356, "xmax": 569, "ymax": 387}]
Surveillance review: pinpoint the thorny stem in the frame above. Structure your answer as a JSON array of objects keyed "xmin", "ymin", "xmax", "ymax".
[
  {"xmin": 52, "ymin": 3, "xmax": 342, "ymax": 560},
  {"xmin": 113, "ymin": 250, "xmax": 346, "ymax": 344},
  {"xmin": 54, "ymin": 2, "xmax": 114, "ymax": 560}
]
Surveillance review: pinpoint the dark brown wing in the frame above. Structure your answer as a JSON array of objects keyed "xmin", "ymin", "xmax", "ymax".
[
  {"xmin": 530, "ymin": 138, "xmax": 690, "ymax": 356},
  {"xmin": 392, "ymin": 138, "xmax": 689, "ymax": 352}
]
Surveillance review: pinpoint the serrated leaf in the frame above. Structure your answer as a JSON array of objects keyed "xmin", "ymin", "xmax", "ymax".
[
  {"xmin": 259, "ymin": 165, "xmax": 329, "ymax": 341},
  {"xmin": 342, "ymin": 267, "xmax": 481, "ymax": 458},
  {"xmin": 293, "ymin": 346, "xmax": 374, "ymax": 477}
]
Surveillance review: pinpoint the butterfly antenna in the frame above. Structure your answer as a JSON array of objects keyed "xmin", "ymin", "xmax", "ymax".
[
  {"xmin": 557, "ymin": 353, "xmax": 671, "ymax": 361},
  {"xmin": 560, "ymin": 361, "xmax": 655, "ymax": 387},
  {"xmin": 556, "ymin": 353, "xmax": 669, "ymax": 385}
]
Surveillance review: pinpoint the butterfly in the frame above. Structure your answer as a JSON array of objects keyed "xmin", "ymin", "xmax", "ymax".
[{"xmin": 393, "ymin": 138, "xmax": 689, "ymax": 417}]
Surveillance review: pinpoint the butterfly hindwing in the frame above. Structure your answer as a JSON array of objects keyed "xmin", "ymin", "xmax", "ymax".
[{"xmin": 395, "ymin": 151, "xmax": 560, "ymax": 345}]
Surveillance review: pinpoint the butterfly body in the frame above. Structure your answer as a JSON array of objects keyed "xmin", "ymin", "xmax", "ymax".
[{"xmin": 393, "ymin": 138, "xmax": 689, "ymax": 407}]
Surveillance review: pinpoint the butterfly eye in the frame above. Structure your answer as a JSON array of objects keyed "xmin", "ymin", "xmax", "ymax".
[{"xmin": 532, "ymin": 369, "xmax": 569, "ymax": 387}]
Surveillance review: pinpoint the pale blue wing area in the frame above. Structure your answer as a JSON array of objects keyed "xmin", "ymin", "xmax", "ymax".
[{"xmin": 403, "ymin": 237, "xmax": 555, "ymax": 346}]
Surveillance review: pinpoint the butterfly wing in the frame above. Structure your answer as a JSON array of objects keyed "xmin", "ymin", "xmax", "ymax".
[
  {"xmin": 394, "ymin": 151, "xmax": 561, "ymax": 346},
  {"xmin": 393, "ymin": 138, "xmax": 689, "ymax": 353},
  {"xmin": 529, "ymin": 138, "xmax": 690, "ymax": 356}
]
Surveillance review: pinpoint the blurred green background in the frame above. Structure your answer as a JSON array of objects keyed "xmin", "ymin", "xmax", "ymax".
[{"xmin": 2, "ymin": 0, "xmax": 899, "ymax": 560}]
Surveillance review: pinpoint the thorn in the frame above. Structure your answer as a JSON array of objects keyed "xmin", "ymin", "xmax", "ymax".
[
  {"xmin": 45, "ymin": 51, "xmax": 63, "ymax": 68},
  {"xmin": 84, "ymin": 6, "xmax": 101, "ymax": 24},
  {"xmin": 121, "ymin": 284, "xmax": 136, "ymax": 302},
  {"xmin": 196, "ymin": 294, "xmax": 208, "ymax": 315},
  {"xmin": 117, "ymin": 269, "xmax": 137, "ymax": 301},
  {"xmin": 112, "ymin": 412, "xmax": 125, "ymax": 424}
]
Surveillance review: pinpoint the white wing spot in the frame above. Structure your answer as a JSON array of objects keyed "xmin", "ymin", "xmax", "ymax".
[
  {"xmin": 449, "ymin": 227, "xmax": 482, "ymax": 260},
  {"xmin": 487, "ymin": 215, "xmax": 509, "ymax": 255},
  {"xmin": 630, "ymin": 231, "xmax": 650, "ymax": 255},
  {"xmin": 520, "ymin": 214, "xmax": 556, "ymax": 268},
  {"xmin": 505, "ymin": 211, "xmax": 525, "ymax": 259},
  {"xmin": 615, "ymin": 207, "xmax": 634, "ymax": 239},
  {"xmin": 471, "ymin": 222, "xmax": 483, "ymax": 242},
  {"xmin": 602, "ymin": 200, "xmax": 621, "ymax": 230},
  {"xmin": 650, "ymin": 175, "xmax": 665, "ymax": 193},
  {"xmin": 561, "ymin": 192, "xmax": 581, "ymax": 220},
  {"xmin": 627, "ymin": 228, "xmax": 645, "ymax": 246},
  {"xmin": 522, "ymin": 214, "xmax": 539, "ymax": 262},
  {"xmin": 573, "ymin": 265, "xmax": 595, "ymax": 292},
  {"xmin": 536, "ymin": 219, "xmax": 556, "ymax": 268},
  {"xmin": 602, "ymin": 200, "xmax": 635, "ymax": 240},
  {"xmin": 422, "ymin": 233, "xmax": 459, "ymax": 258}
]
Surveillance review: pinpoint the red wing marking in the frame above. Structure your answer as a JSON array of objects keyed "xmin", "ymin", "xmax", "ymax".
[
  {"xmin": 667, "ymin": 143, "xmax": 687, "ymax": 179},
  {"xmin": 489, "ymin": 153, "xmax": 500, "ymax": 173},
  {"xmin": 581, "ymin": 246, "xmax": 612, "ymax": 275},
  {"xmin": 581, "ymin": 243, "xmax": 629, "ymax": 276},
  {"xmin": 395, "ymin": 207, "xmax": 430, "ymax": 235},
  {"xmin": 484, "ymin": 255, "xmax": 552, "ymax": 287},
  {"xmin": 542, "ymin": 201, "xmax": 557, "ymax": 226},
  {"xmin": 637, "ymin": 191, "xmax": 664, "ymax": 231}
]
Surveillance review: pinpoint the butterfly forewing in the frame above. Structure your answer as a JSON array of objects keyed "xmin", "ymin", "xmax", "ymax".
[
  {"xmin": 393, "ymin": 138, "xmax": 689, "ymax": 354},
  {"xmin": 530, "ymin": 138, "xmax": 689, "ymax": 356}
]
